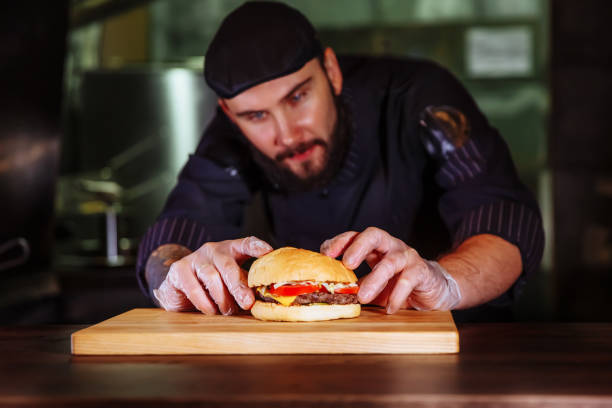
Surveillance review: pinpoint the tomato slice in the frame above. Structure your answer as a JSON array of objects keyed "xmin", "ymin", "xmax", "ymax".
[
  {"xmin": 268, "ymin": 284, "xmax": 321, "ymax": 296},
  {"xmin": 334, "ymin": 286, "xmax": 359, "ymax": 294}
]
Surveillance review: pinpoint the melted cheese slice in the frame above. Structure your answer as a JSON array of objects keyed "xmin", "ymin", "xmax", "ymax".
[
  {"xmin": 266, "ymin": 293, "xmax": 297, "ymax": 306},
  {"xmin": 256, "ymin": 287, "xmax": 297, "ymax": 306}
]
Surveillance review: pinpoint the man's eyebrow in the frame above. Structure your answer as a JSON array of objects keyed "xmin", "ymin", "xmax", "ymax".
[
  {"xmin": 236, "ymin": 109, "xmax": 260, "ymax": 118},
  {"xmin": 235, "ymin": 77, "xmax": 313, "ymax": 117},
  {"xmin": 281, "ymin": 77, "xmax": 312, "ymax": 102}
]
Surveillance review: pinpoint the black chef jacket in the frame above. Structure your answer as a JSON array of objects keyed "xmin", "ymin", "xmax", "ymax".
[{"xmin": 136, "ymin": 56, "xmax": 544, "ymax": 322}]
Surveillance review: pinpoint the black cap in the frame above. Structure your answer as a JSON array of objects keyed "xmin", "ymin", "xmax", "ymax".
[{"xmin": 204, "ymin": 1, "xmax": 323, "ymax": 98}]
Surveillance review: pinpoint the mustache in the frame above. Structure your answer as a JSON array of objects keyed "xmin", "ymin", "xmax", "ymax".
[{"xmin": 275, "ymin": 139, "xmax": 327, "ymax": 162}]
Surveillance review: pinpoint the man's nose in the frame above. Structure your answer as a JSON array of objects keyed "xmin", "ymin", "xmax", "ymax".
[{"xmin": 275, "ymin": 115, "xmax": 297, "ymax": 147}]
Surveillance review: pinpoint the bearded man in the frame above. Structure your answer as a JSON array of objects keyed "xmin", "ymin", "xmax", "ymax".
[{"xmin": 137, "ymin": 1, "xmax": 544, "ymax": 322}]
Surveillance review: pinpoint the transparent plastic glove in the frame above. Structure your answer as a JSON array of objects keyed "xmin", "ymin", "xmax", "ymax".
[
  {"xmin": 320, "ymin": 227, "xmax": 461, "ymax": 314},
  {"xmin": 408, "ymin": 260, "xmax": 462, "ymax": 311},
  {"xmin": 153, "ymin": 236, "xmax": 273, "ymax": 315}
]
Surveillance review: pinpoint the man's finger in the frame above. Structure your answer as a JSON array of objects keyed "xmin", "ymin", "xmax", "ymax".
[
  {"xmin": 366, "ymin": 274, "xmax": 397, "ymax": 308},
  {"xmin": 195, "ymin": 263, "xmax": 238, "ymax": 315},
  {"xmin": 357, "ymin": 256, "xmax": 399, "ymax": 304},
  {"xmin": 212, "ymin": 252, "xmax": 254, "ymax": 310},
  {"xmin": 153, "ymin": 279, "xmax": 195, "ymax": 312},
  {"xmin": 342, "ymin": 227, "xmax": 392, "ymax": 270},
  {"xmin": 320, "ymin": 231, "xmax": 359, "ymax": 258},
  {"xmin": 365, "ymin": 252, "xmax": 382, "ymax": 269},
  {"xmin": 169, "ymin": 263, "xmax": 217, "ymax": 315},
  {"xmin": 386, "ymin": 268, "xmax": 420, "ymax": 314},
  {"xmin": 230, "ymin": 236, "xmax": 273, "ymax": 263}
]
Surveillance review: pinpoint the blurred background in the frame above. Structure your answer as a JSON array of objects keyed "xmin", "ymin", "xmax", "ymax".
[{"xmin": 1, "ymin": 0, "xmax": 610, "ymax": 324}]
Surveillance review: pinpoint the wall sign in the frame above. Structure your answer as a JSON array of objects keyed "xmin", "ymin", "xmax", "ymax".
[{"xmin": 466, "ymin": 26, "xmax": 533, "ymax": 78}]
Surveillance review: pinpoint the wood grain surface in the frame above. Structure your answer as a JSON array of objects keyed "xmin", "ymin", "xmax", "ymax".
[{"xmin": 71, "ymin": 307, "xmax": 459, "ymax": 355}]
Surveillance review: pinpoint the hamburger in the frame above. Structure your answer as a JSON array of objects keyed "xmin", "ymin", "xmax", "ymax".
[{"xmin": 248, "ymin": 247, "xmax": 361, "ymax": 321}]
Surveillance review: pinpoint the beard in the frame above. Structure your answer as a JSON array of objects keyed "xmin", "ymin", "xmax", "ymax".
[{"xmin": 247, "ymin": 94, "xmax": 351, "ymax": 193}]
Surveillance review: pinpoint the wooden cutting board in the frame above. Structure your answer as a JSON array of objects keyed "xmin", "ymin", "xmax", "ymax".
[{"xmin": 71, "ymin": 307, "xmax": 459, "ymax": 355}]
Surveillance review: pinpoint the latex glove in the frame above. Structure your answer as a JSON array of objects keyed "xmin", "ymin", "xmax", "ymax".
[
  {"xmin": 153, "ymin": 236, "xmax": 272, "ymax": 315},
  {"xmin": 320, "ymin": 227, "xmax": 461, "ymax": 313}
]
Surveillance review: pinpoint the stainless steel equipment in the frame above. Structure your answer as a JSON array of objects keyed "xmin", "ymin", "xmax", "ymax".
[{"xmin": 57, "ymin": 67, "xmax": 217, "ymax": 267}]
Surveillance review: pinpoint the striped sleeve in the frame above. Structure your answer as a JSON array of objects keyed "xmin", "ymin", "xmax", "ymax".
[
  {"xmin": 409, "ymin": 61, "xmax": 544, "ymax": 305},
  {"xmin": 452, "ymin": 200, "xmax": 544, "ymax": 277},
  {"xmin": 436, "ymin": 139, "xmax": 486, "ymax": 187},
  {"xmin": 431, "ymin": 136, "xmax": 545, "ymax": 277},
  {"xmin": 426, "ymin": 129, "xmax": 545, "ymax": 277},
  {"xmin": 135, "ymin": 216, "xmax": 209, "ymax": 298}
]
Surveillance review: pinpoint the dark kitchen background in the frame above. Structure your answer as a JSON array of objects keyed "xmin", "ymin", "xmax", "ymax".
[{"xmin": 1, "ymin": 0, "xmax": 610, "ymax": 324}]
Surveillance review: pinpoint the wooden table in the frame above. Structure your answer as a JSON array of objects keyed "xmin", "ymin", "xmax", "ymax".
[{"xmin": 1, "ymin": 323, "xmax": 611, "ymax": 407}]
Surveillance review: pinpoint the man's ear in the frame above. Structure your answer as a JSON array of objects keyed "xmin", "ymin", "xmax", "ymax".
[
  {"xmin": 322, "ymin": 47, "xmax": 343, "ymax": 96},
  {"xmin": 218, "ymin": 98, "xmax": 234, "ymax": 122}
]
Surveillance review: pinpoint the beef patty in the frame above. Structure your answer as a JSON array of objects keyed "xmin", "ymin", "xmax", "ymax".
[{"xmin": 257, "ymin": 291, "xmax": 358, "ymax": 306}]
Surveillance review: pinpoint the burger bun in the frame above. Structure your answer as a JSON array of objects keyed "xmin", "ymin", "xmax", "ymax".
[
  {"xmin": 250, "ymin": 301, "xmax": 361, "ymax": 322},
  {"xmin": 248, "ymin": 247, "xmax": 357, "ymax": 287}
]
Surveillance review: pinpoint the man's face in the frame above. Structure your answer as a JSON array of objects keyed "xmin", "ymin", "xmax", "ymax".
[{"xmin": 220, "ymin": 48, "xmax": 344, "ymax": 186}]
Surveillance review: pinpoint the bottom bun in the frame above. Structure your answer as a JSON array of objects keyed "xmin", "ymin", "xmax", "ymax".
[{"xmin": 250, "ymin": 301, "xmax": 361, "ymax": 322}]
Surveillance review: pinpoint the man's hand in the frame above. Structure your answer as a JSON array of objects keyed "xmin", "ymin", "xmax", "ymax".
[
  {"xmin": 152, "ymin": 237, "xmax": 273, "ymax": 315},
  {"xmin": 320, "ymin": 227, "xmax": 461, "ymax": 314}
]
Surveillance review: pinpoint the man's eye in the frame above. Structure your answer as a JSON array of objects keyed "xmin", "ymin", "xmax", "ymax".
[
  {"xmin": 248, "ymin": 112, "xmax": 266, "ymax": 121},
  {"xmin": 291, "ymin": 91, "xmax": 306, "ymax": 103}
]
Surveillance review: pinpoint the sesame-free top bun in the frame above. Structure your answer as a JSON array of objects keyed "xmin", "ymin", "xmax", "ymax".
[{"xmin": 247, "ymin": 247, "xmax": 357, "ymax": 287}]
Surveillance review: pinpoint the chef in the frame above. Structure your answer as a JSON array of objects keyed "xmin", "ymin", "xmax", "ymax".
[{"xmin": 137, "ymin": 1, "xmax": 544, "ymax": 322}]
